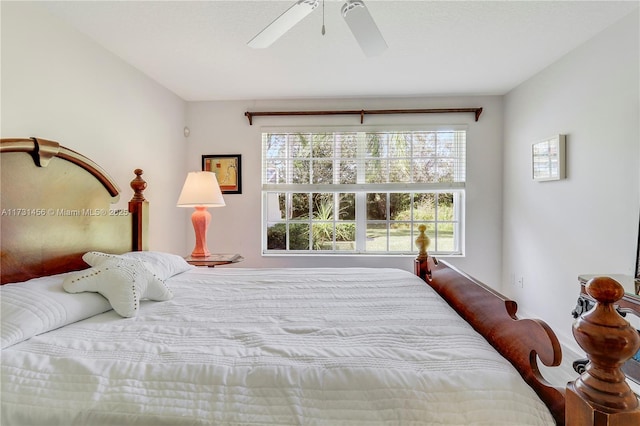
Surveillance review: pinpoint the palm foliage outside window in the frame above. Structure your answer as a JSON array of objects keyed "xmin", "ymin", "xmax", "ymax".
[{"xmin": 262, "ymin": 129, "xmax": 466, "ymax": 255}]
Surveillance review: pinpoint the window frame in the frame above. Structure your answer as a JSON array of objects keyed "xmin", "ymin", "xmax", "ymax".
[{"xmin": 261, "ymin": 125, "xmax": 467, "ymax": 257}]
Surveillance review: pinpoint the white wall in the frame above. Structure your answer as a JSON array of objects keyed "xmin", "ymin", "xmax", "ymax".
[
  {"xmin": 502, "ymin": 10, "xmax": 639, "ymax": 352},
  {"xmin": 1, "ymin": 2, "xmax": 188, "ymax": 254},
  {"xmin": 187, "ymin": 96, "xmax": 504, "ymax": 284}
]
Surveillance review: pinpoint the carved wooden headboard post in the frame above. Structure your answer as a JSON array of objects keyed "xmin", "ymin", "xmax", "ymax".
[
  {"xmin": 566, "ymin": 276, "xmax": 640, "ymax": 425},
  {"xmin": 129, "ymin": 168, "xmax": 148, "ymax": 251}
]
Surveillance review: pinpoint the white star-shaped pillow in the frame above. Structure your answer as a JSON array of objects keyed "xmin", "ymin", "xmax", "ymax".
[{"xmin": 63, "ymin": 252, "xmax": 173, "ymax": 318}]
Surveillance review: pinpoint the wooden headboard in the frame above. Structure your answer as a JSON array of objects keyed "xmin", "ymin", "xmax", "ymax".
[{"xmin": 0, "ymin": 138, "xmax": 148, "ymax": 284}]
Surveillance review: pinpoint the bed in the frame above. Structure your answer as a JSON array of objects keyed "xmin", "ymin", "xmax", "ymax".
[{"xmin": 1, "ymin": 138, "xmax": 638, "ymax": 425}]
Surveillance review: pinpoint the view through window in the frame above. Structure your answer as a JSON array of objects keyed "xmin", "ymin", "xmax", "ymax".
[{"xmin": 262, "ymin": 129, "xmax": 466, "ymax": 255}]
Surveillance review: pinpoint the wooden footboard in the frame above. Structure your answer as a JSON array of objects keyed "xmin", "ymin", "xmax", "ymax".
[
  {"xmin": 414, "ymin": 226, "xmax": 565, "ymax": 424},
  {"xmin": 415, "ymin": 225, "xmax": 640, "ymax": 425},
  {"xmin": 418, "ymin": 259, "xmax": 566, "ymax": 424}
]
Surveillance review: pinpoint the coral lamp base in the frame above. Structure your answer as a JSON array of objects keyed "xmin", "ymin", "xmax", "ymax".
[{"xmin": 190, "ymin": 206, "xmax": 211, "ymax": 258}]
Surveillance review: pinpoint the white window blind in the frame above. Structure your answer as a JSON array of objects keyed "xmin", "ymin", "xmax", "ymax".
[{"xmin": 263, "ymin": 131, "xmax": 465, "ymax": 188}]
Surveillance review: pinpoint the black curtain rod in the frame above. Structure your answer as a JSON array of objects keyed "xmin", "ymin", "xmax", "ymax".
[{"xmin": 244, "ymin": 107, "xmax": 483, "ymax": 125}]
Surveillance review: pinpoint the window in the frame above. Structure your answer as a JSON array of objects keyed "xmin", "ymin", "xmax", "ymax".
[{"xmin": 262, "ymin": 128, "xmax": 466, "ymax": 255}]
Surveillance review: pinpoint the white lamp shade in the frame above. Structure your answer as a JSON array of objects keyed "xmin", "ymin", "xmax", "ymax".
[{"xmin": 176, "ymin": 171, "xmax": 226, "ymax": 208}]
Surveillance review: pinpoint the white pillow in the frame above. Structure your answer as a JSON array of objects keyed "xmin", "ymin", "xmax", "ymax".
[
  {"xmin": 121, "ymin": 251, "xmax": 193, "ymax": 280},
  {"xmin": 1, "ymin": 272, "xmax": 112, "ymax": 349},
  {"xmin": 63, "ymin": 253, "xmax": 173, "ymax": 318}
]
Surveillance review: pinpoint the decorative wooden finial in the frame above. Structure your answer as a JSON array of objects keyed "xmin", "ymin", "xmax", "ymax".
[
  {"xmin": 567, "ymin": 276, "xmax": 640, "ymax": 425},
  {"xmin": 415, "ymin": 224, "xmax": 430, "ymax": 261},
  {"xmin": 130, "ymin": 169, "xmax": 147, "ymax": 202},
  {"xmin": 414, "ymin": 224, "xmax": 437, "ymax": 283}
]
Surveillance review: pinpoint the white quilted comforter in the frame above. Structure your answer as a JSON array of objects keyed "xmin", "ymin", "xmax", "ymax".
[{"xmin": 1, "ymin": 267, "xmax": 555, "ymax": 425}]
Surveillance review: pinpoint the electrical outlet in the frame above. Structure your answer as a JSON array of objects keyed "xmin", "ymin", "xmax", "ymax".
[{"xmin": 517, "ymin": 276, "xmax": 524, "ymax": 288}]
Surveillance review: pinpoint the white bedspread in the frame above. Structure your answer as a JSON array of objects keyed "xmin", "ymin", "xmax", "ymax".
[{"xmin": 1, "ymin": 268, "xmax": 555, "ymax": 425}]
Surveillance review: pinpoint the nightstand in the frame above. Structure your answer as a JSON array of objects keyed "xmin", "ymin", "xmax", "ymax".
[{"xmin": 185, "ymin": 254, "xmax": 243, "ymax": 267}]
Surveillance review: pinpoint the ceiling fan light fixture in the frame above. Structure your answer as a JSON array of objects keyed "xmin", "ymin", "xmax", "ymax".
[
  {"xmin": 247, "ymin": 0, "xmax": 319, "ymax": 48},
  {"xmin": 341, "ymin": 0, "xmax": 387, "ymax": 57}
]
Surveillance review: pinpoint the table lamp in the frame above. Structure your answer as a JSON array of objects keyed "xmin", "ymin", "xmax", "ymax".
[{"xmin": 177, "ymin": 171, "xmax": 225, "ymax": 257}]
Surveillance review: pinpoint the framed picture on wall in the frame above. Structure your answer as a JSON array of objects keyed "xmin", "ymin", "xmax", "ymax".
[
  {"xmin": 532, "ymin": 134, "xmax": 566, "ymax": 181},
  {"xmin": 202, "ymin": 154, "xmax": 242, "ymax": 194}
]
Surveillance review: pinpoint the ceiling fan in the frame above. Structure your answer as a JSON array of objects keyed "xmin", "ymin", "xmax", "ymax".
[{"xmin": 247, "ymin": 0, "xmax": 387, "ymax": 57}]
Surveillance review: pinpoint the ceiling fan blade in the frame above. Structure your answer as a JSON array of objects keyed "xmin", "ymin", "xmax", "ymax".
[
  {"xmin": 341, "ymin": 0, "xmax": 387, "ymax": 57},
  {"xmin": 248, "ymin": 0, "xmax": 319, "ymax": 48}
]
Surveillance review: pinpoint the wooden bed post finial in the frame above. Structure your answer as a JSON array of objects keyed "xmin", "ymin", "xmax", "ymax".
[
  {"xmin": 130, "ymin": 169, "xmax": 147, "ymax": 202},
  {"xmin": 415, "ymin": 224, "xmax": 430, "ymax": 261},
  {"xmin": 566, "ymin": 276, "xmax": 640, "ymax": 425},
  {"xmin": 415, "ymin": 224, "xmax": 437, "ymax": 282}
]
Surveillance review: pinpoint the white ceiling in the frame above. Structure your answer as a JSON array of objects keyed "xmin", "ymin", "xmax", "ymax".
[{"xmin": 37, "ymin": 0, "xmax": 639, "ymax": 101}]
